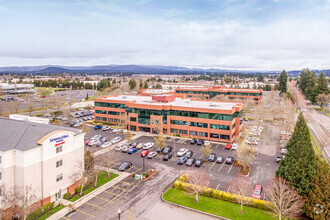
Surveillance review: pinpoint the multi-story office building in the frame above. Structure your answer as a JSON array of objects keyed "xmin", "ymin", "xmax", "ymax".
[
  {"xmin": 0, "ymin": 83, "xmax": 34, "ymax": 94},
  {"xmin": 94, "ymin": 94, "xmax": 243, "ymax": 143},
  {"xmin": 0, "ymin": 118, "xmax": 84, "ymax": 210},
  {"xmin": 175, "ymin": 86, "xmax": 263, "ymax": 103}
]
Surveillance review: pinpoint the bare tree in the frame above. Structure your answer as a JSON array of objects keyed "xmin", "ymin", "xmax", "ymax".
[
  {"xmin": 266, "ymin": 177, "xmax": 304, "ymax": 220},
  {"xmin": 229, "ymin": 176, "xmax": 253, "ymax": 213},
  {"xmin": 25, "ymin": 97, "xmax": 36, "ymax": 116},
  {"xmin": 236, "ymin": 143, "xmax": 255, "ymax": 173},
  {"xmin": 21, "ymin": 185, "xmax": 38, "ymax": 220},
  {"xmin": 118, "ymin": 112, "xmax": 127, "ymax": 129},
  {"xmin": 186, "ymin": 168, "xmax": 211, "ymax": 201},
  {"xmin": 125, "ymin": 131, "xmax": 133, "ymax": 143},
  {"xmin": 81, "ymin": 122, "xmax": 90, "ymax": 135},
  {"xmin": 101, "ymin": 150, "xmax": 120, "ymax": 177},
  {"xmin": 200, "ymin": 143, "xmax": 212, "ymax": 161},
  {"xmin": 316, "ymin": 93, "xmax": 330, "ymax": 109},
  {"xmin": 152, "ymin": 122, "xmax": 166, "ymax": 152}
]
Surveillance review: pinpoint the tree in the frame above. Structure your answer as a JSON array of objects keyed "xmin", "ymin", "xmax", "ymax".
[
  {"xmin": 278, "ymin": 70, "xmax": 288, "ymax": 93},
  {"xmin": 139, "ymin": 80, "xmax": 143, "ymax": 89},
  {"xmin": 276, "ymin": 113, "xmax": 317, "ymax": 196},
  {"xmin": 125, "ymin": 131, "xmax": 133, "ymax": 143},
  {"xmin": 129, "ymin": 79, "xmax": 137, "ymax": 90},
  {"xmin": 317, "ymin": 72, "xmax": 329, "ymax": 95},
  {"xmin": 186, "ymin": 168, "xmax": 210, "ymax": 202},
  {"xmin": 257, "ymin": 73, "xmax": 264, "ymax": 82},
  {"xmin": 102, "ymin": 149, "xmax": 120, "ymax": 177},
  {"xmin": 21, "ymin": 185, "xmax": 38, "ymax": 220},
  {"xmin": 266, "ymin": 177, "xmax": 304, "ymax": 220},
  {"xmin": 143, "ymin": 81, "xmax": 149, "ymax": 89},
  {"xmin": 304, "ymin": 158, "xmax": 330, "ymax": 220},
  {"xmin": 264, "ymin": 84, "xmax": 272, "ymax": 91},
  {"xmin": 85, "ymin": 92, "xmax": 89, "ymax": 100},
  {"xmin": 316, "ymin": 93, "xmax": 330, "ymax": 109},
  {"xmin": 236, "ymin": 143, "xmax": 255, "ymax": 174},
  {"xmin": 155, "ymin": 84, "xmax": 162, "ymax": 89},
  {"xmin": 200, "ymin": 143, "xmax": 212, "ymax": 161},
  {"xmin": 229, "ymin": 176, "xmax": 252, "ymax": 213},
  {"xmin": 81, "ymin": 122, "xmax": 91, "ymax": 135}
]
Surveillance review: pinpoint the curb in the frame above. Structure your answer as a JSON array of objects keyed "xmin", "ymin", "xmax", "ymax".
[
  {"xmin": 160, "ymin": 181, "xmax": 231, "ymax": 220},
  {"xmin": 142, "ymin": 170, "xmax": 158, "ymax": 181}
]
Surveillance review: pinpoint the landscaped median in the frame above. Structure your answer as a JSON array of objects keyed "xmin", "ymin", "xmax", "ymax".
[
  {"xmin": 26, "ymin": 203, "xmax": 65, "ymax": 220},
  {"xmin": 64, "ymin": 171, "xmax": 118, "ymax": 202},
  {"xmin": 162, "ymin": 175, "xmax": 276, "ymax": 220}
]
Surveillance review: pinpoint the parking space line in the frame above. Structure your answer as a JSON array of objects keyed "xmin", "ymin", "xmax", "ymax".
[
  {"xmin": 95, "ymin": 196, "xmax": 114, "ymax": 203},
  {"xmin": 218, "ymin": 163, "xmax": 225, "ymax": 172},
  {"xmin": 208, "ymin": 162, "xmax": 215, "ymax": 171},
  {"xmin": 227, "ymin": 164, "xmax": 234, "ymax": 174},
  {"xmin": 62, "ymin": 217, "xmax": 70, "ymax": 220},
  {"xmin": 86, "ymin": 202, "xmax": 105, "ymax": 210},
  {"xmin": 112, "ymin": 185, "xmax": 130, "ymax": 191},
  {"xmin": 216, "ymin": 184, "xmax": 221, "ymax": 190},
  {"xmin": 76, "ymin": 209, "xmax": 95, "ymax": 218},
  {"xmin": 134, "ymin": 167, "xmax": 143, "ymax": 174},
  {"xmin": 227, "ymin": 185, "xmax": 231, "ymax": 192},
  {"xmin": 104, "ymin": 190, "xmax": 121, "ymax": 196},
  {"xmin": 125, "ymin": 165, "xmax": 135, "ymax": 172}
]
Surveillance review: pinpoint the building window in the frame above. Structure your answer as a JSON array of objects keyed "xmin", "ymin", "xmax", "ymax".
[
  {"xmin": 210, "ymin": 133, "xmax": 220, "ymax": 138},
  {"xmin": 189, "ymin": 122, "xmax": 208, "ymax": 128},
  {"xmin": 56, "ymin": 160, "xmax": 63, "ymax": 168},
  {"xmin": 171, "ymin": 120, "xmax": 187, "ymax": 126},
  {"xmin": 130, "ymin": 117, "xmax": 136, "ymax": 122},
  {"xmin": 170, "ymin": 128, "xmax": 179, "ymax": 134},
  {"xmin": 130, "ymin": 125, "xmax": 137, "ymax": 131},
  {"xmin": 56, "ymin": 174, "xmax": 63, "ymax": 182},
  {"xmin": 102, "ymin": 117, "xmax": 107, "ymax": 121},
  {"xmin": 108, "ymin": 118, "xmax": 114, "ymax": 122},
  {"xmin": 96, "ymin": 117, "xmax": 101, "ymax": 120},
  {"xmin": 56, "ymin": 146, "xmax": 63, "ymax": 153},
  {"xmin": 95, "ymin": 110, "xmax": 107, "ymax": 114},
  {"xmin": 190, "ymin": 131, "xmax": 198, "ymax": 136},
  {"xmin": 108, "ymin": 111, "xmax": 120, "ymax": 115},
  {"xmin": 210, "ymin": 124, "xmax": 230, "ymax": 130},
  {"xmin": 199, "ymin": 132, "xmax": 208, "ymax": 137},
  {"xmin": 179, "ymin": 130, "xmax": 187, "ymax": 135},
  {"xmin": 220, "ymin": 134, "xmax": 230, "ymax": 140}
]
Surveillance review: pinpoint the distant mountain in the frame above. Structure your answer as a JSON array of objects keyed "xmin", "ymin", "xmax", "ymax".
[{"xmin": 0, "ymin": 65, "xmax": 329, "ymax": 75}]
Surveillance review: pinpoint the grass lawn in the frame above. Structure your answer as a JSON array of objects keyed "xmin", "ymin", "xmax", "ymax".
[
  {"xmin": 163, "ymin": 188, "xmax": 277, "ymax": 220},
  {"xmin": 70, "ymin": 171, "xmax": 118, "ymax": 202},
  {"xmin": 36, "ymin": 205, "xmax": 65, "ymax": 220}
]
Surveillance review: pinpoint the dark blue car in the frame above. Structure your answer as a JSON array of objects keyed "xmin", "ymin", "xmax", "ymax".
[
  {"xmin": 94, "ymin": 125, "xmax": 102, "ymax": 130},
  {"xmin": 127, "ymin": 147, "xmax": 138, "ymax": 154}
]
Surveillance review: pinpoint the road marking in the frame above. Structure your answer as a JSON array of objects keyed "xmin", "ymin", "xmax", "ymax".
[
  {"xmin": 216, "ymin": 184, "xmax": 221, "ymax": 190},
  {"xmin": 62, "ymin": 217, "xmax": 70, "ymax": 220},
  {"xmin": 134, "ymin": 167, "xmax": 143, "ymax": 174},
  {"xmin": 227, "ymin": 185, "xmax": 231, "ymax": 192},
  {"xmin": 104, "ymin": 190, "xmax": 121, "ymax": 196},
  {"xmin": 208, "ymin": 162, "xmax": 215, "ymax": 171},
  {"xmin": 76, "ymin": 209, "xmax": 95, "ymax": 218},
  {"xmin": 218, "ymin": 163, "xmax": 225, "ymax": 172},
  {"xmin": 227, "ymin": 164, "xmax": 234, "ymax": 174},
  {"xmin": 125, "ymin": 165, "xmax": 135, "ymax": 172},
  {"xmin": 95, "ymin": 196, "xmax": 114, "ymax": 203},
  {"xmin": 86, "ymin": 202, "xmax": 105, "ymax": 210},
  {"xmin": 112, "ymin": 185, "xmax": 130, "ymax": 191}
]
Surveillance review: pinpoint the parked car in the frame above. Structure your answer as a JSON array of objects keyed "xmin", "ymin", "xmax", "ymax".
[
  {"xmin": 136, "ymin": 143, "xmax": 143, "ymax": 149},
  {"xmin": 204, "ymin": 141, "xmax": 210, "ymax": 146},
  {"xmin": 225, "ymin": 156, "xmax": 234, "ymax": 164},
  {"xmin": 129, "ymin": 142, "xmax": 138, "ymax": 147},
  {"xmin": 252, "ymin": 185, "xmax": 263, "ymax": 199},
  {"xmin": 147, "ymin": 151, "xmax": 157, "ymax": 159},
  {"xmin": 118, "ymin": 162, "xmax": 132, "ymax": 171},
  {"xmin": 197, "ymin": 139, "xmax": 204, "ymax": 145},
  {"xmin": 100, "ymin": 137, "xmax": 109, "ymax": 142},
  {"xmin": 185, "ymin": 150, "xmax": 194, "ymax": 158},
  {"xmin": 94, "ymin": 125, "xmax": 102, "ymax": 130},
  {"xmin": 101, "ymin": 142, "xmax": 111, "ymax": 148},
  {"xmin": 85, "ymin": 140, "xmax": 89, "ymax": 146},
  {"xmin": 186, "ymin": 158, "xmax": 196, "ymax": 166},
  {"xmin": 216, "ymin": 156, "xmax": 224, "ymax": 163},
  {"xmin": 113, "ymin": 128, "xmax": 122, "ymax": 133},
  {"xmin": 177, "ymin": 156, "xmax": 188, "ymax": 165},
  {"xmin": 163, "ymin": 154, "xmax": 173, "ymax": 161},
  {"xmin": 177, "ymin": 148, "xmax": 188, "ymax": 157},
  {"xmin": 121, "ymin": 145, "xmax": 129, "ymax": 152},
  {"xmin": 102, "ymin": 126, "xmax": 111, "ymax": 131},
  {"xmin": 111, "ymin": 137, "xmax": 122, "ymax": 144},
  {"xmin": 281, "ymin": 148, "xmax": 287, "ymax": 155},
  {"xmin": 127, "ymin": 147, "xmax": 138, "ymax": 154},
  {"xmin": 95, "ymin": 141, "xmax": 104, "ymax": 147},
  {"xmin": 115, "ymin": 144, "xmax": 124, "ymax": 151},
  {"xmin": 88, "ymin": 140, "xmax": 97, "ymax": 146},
  {"xmin": 195, "ymin": 159, "xmax": 204, "ymax": 167},
  {"xmin": 190, "ymin": 139, "xmax": 197, "ymax": 144},
  {"xmin": 276, "ymin": 156, "xmax": 282, "ymax": 163},
  {"xmin": 162, "ymin": 146, "xmax": 173, "ymax": 154},
  {"xmin": 208, "ymin": 153, "xmax": 216, "ymax": 162},
  {"xmin": 143, "ymin": 142, "xmax": 154, "ymax": 150},
  {"xmin": 141, "ymin": 150, "xmax": 151, "ymax": 157},
  {"xmin": 225, "ymin": 144, "xmax": 232, "ymax": 150},
  {"xmin": 231, "ymin": 143, "xmax": 239, "ymax": 150},
  {"xmin": 156, "ymin": 147, "xmax": 164, "ymax": 153}
]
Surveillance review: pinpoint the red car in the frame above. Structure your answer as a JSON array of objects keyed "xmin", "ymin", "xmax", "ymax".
[
  {"xmin": 141, "ymin": 150, "xmax": 151, "ymax": 157},
  {"xmin": 252, "ymin": 185, "xmax": 263, "ymax": 199},
  {"xmin": 225, "ymin": 144, "xmax": 232, "ymax": 150},
  {"xmin": 85, "ymin": 140, "xmax": 89, "ymax": 146}
]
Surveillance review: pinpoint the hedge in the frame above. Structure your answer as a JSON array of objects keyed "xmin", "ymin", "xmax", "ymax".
[
  {"xmin": 173, "ymin": 174, "xmax": 272, "ymax": 211},
  {"xmin": 26, "ymin": 203, "xmax": 54, "ymax": 220},
  {"xmin": 63, "ymin": 192, "xmax": 71, "ymax": 200}
]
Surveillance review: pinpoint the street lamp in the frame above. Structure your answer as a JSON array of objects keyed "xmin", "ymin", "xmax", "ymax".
[
  {"xmin": 142, "ymin": 155, "xmax": 145, "ymax": 174},
  {"xmin": 118, "ymin": 208, "xmax": 121, "ymax": 220}
]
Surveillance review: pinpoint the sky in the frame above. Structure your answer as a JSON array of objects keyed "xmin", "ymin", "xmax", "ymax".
[{"xmin": 0, "ymin": 0, "xmax": 330, "ymax": 70}]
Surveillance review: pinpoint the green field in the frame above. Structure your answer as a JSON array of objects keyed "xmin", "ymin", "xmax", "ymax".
[{"xmin": 163, "ymin": 188, "xmax": 277, "ymax": 220}]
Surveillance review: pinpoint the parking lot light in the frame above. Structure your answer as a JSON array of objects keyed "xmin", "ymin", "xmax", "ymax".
[{"xmin": 118, "ymin": 208, "xmax": 121, "ymax": 220}]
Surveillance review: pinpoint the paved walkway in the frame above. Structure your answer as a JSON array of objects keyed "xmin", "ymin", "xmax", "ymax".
[{"xmin": 48, "ymin": 170, "xmax": 130, "ymax": 220}]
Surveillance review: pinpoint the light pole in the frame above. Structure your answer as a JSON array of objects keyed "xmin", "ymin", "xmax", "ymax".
[
  {"xmin": 118, "ymin": 208, "xmax": 121, "ymax": 220},
  {"xmin": 142, "ymin": 155, "xmax": 145, "ymax": 174}
]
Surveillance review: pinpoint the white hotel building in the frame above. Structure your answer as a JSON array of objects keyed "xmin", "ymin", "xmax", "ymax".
[{"xmin": 0, "ymin": 117, "xmax": 84, "ymax": 206}]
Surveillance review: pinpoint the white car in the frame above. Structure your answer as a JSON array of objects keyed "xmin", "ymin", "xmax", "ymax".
[
  {"xmin": 204, "ymin": 141, "xmax": 210, "ymax": 146},
  {"xmin": 177, "ymin": 148, "xmax": 188, "ymax": 157},
  {"xmin": 101, "ymin": 142, "xmax": 111, "ymax": 148},
  {"xmin": 111, "ymin": 137, "xmax": 122, "ymax": 144},
  {"xmin": 115, "ymin": 144, "xmax": 125, "ymax": 151},
  {"xmin": 88, "ymin": 140, "xmax": 97, "ymax": 146},
  {"xmin": 136, "ymin": 143, "xmax": 143, "ymax": 149},
  {"xmin": 102, "ymin": 126, "xmax": 111, "ymax": 131},
  {"xmin": 121, "ymin": 145, "xmax": 129, "ymax": 152},
  {"xmin": 113, "ymin": 128, "xmax": 122, "ymax": 133},
  {"xmin": 143, "ymin": 142, "xmax": 154, "ymax": 150},
  {"xmin": 147, "ymin": 151, "xmax": 157, "ymax": 159},
  {"xmin": 231, "ymin": 143, "xmax": 239, "ymax": 150}
]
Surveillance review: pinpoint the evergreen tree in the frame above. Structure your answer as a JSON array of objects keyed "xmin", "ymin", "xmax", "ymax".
[
  {"xmin": 278, "ymin": 70, "xmax": 288, "ymax": 93},
  {"xmin": 85, "ymin": 92, "xmax": 89, "ymax": 100},
  {"xmin": 276, "ymin": 113, "xmax": 317, "ymax": 196},
  {"xmin": 317, "ymin": 72, "xmax": 329, "ymax": 94},
  {"xmin": 139, "ymin": 80, "xmax": 143, "ymax": 89},
  {"xmin": 143, "ymin": 81, "xmax": 149, "ymax": 89},
  {"xmin": 304, "ymin": 158, "xmax": 330, "ymax": 220},
  {"xmin": 128, "ymin": 79, "xmax": 137, "ymax": 90},
  {"xmin": 257, "ymin": 73, "xmax": 264, "ymax": 82}
]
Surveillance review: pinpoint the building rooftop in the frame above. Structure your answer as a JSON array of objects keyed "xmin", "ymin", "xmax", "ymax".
[
  {"xmin": 0, "ymin": 117, "xmax": 82, "ymax": 152},
  {"xmin": 103, "ymin": 95, "xmax": 240, "ymax": 110}
]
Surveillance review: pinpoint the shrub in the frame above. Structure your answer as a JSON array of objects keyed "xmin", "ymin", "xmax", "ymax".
[
  {"xmin": 63, "ymin": 192, "xmax": 71, "ymax": 200},
  {"xmin": 132, "ymin": 173, "xmax": 136, "ymax": 178},
  {"xmin": 26, "ymin": 203, "xmax": 54, "ymax": 220},
  {"xmin": 75, "ymin": 184, "xmax": 90, "ymax": 194},
  {"xmin": 145, "ymin": 173, "xmax": 150, "ymax": 178}
]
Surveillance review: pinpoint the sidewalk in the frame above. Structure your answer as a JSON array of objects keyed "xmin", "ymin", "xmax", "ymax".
[{"xmin": 48, "ymin": 170, "xmax": 130, "ymax": 220}]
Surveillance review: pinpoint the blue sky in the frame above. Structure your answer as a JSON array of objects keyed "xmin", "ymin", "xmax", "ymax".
[{"xmin": 0, "ymin": 0, "xmax": 330, "ymax": 70}]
